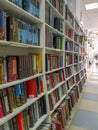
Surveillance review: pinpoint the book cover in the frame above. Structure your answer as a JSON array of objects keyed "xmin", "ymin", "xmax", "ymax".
[
  {"xmin": 16, "ymin": 112, "xmax": 24, "ymax": 130},
  {"xmin": 26, "ymin": 79, "xmax": 37, "ymax": 98},
  {"xmin": 2, "ymin": 88, "xmax": 10, "ymax": 115},
  {"xmin": 0, "ymin": 11, "xmax": 6, "ymax": 40},
  {"xmin": 0, "ymin": 57, "xmax": 4, "ymax": 84},
  {"xmin": 0, "ymin": 101, "xmax": 3, "ymax": 118},
  {"xmin": 6, "ymin": 56, "xmax": 17, "ymax": 82},
  {"xmin": 14, "ymin": 84, "xmax": 21, "ymax": 107}
]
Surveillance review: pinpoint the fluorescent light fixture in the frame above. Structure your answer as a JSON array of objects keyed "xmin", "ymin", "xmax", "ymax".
[{"xmin": 85, "ymin": 3, "xmax": 98, "ymax": 10}]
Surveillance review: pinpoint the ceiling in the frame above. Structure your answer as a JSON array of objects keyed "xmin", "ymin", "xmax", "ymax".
[{"xmin": 81, "ymin": 0, "xmax": 98, "ymax": 33}]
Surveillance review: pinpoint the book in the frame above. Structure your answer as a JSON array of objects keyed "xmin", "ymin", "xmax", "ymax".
[
  {"xmin": 0, "ymin": 57, "xmax": 4, "ymax": 84},
  {"xmin": 6, "ymin": 56, "xmax": 17, "ymax": 82},
  {"xmin": 16, "ymin": 112, "xmax": 24, "ymax": 130},
  {"xmin": 26, "ymin": 79, "xmax": 37, "ymax": 98},
  {"xmin": 0, "ymin": 11, "xmax": 6, "ymax": 40}
]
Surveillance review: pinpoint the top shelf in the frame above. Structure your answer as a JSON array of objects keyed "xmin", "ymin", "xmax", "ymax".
[
  {"xmin": 0, "ymin": 0, "xmax": 43, "ymax": 24},
  {"xmin": 46, "ymin": 0, "xmax": 64, "ymax": 20}
]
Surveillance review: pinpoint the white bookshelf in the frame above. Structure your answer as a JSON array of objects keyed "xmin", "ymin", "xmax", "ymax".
[{"xmin": 0, "ymin": 0, "xmax": 87, "ymax": 129}]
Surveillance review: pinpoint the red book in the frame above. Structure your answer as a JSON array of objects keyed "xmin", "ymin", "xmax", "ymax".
[
  {"xmin": 52, "ymin": 120, "xmax": 62, "ymax": 130},
  {"xmin": 38, "ymin": 77, "xmax": 44, "ymax": 93},
  {"xmin": 26, "ymin": 79, "xmax": 37, "ymax": 98},
  {"xmin": 0, "ymin": 101, "xmax": 3, "ymax": 118},
  {"xmin": 16, "ymin": 113, "xmax": 24, "ymax": 130}
]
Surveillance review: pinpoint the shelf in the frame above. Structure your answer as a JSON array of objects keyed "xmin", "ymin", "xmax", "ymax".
[
  {"xmin": 73, "ymin": 51, "xmax": 79, "ymax": 54},
  {"xmin": 0, "ymin": 73, "xmax": 43, "ymax": 89},
  {"xmin": 30, "ymin": 114, "xmax": 48, "ymax": 130},
  {"xmin": 67, "ymin": 84, "xmax": 75, "ymax": 93},
  {"xmin": 66, "ymin": 75, "xmax": 73, "ymax": 81},
  {"xmin": 45, "ymin": 67, "xmax": 64, "ymax": 74},
  {"xmin": 66, "ymin": 64, "xmax": 74, "ymax": 67},
  {"xmin": 0, "ymin": 92, "xmax": 45, "ymax": 126},
  {"xmin": 65, "ymin": 20, "xmax": 74, "ymax": 31},
  {"xmin": 74, "ymin": 63, "xmax": 78, "ymax": 65},
  {"xmin": 45, "ymin": 23, "xmax": 64, "ymax": 36},
  {"xmin": 50, "ymin": 94, "xmax": 67, "ymax": 115},
  {"xmin": 46, "ymin": 0, "xmax": 64, "ymax": 20},
  {"xmin": 65, "ymin": 50, "xmax": 73, "ymax": 53},
  {"xmin": 45, "ymin": 47, "xmax": 64, "ymax": 52},
  {"xmin": 0, "ymin": 0, "xmax": 43, "ymax": 24},
  {"xmin": 65, "ymin": 35, "xmax": 74, "ymax": 42},
  {"xmin": 0, "ymin": 40, "xmax": 43, "ymax": 49},
  {"xmin": 48, "ymin": 81, "xmax": 65, "ymax": 95}
]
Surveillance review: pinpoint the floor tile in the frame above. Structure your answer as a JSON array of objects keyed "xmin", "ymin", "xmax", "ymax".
[
  {"xmin": 82, "ymin": 92, "xmax": 98, "ymax": 102},
  {"xmin": 85, "ymin": 88, "xmax": 98, "ymax": 94},
  {"xmin": 79, "ymin": 99, "xmax": 98, "ymax": 113},
  {"xmin": 68, "ymin": 125, "xmax": 88, "ymax": 130},
  {"xmin": 72, "ymin": 109, "xmax": 98, "ymax": 130}
]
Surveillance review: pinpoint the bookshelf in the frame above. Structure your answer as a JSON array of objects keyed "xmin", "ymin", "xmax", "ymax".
[{"xmin": 0, "ymin": 0, "xmax": 87, "ymax": 130}]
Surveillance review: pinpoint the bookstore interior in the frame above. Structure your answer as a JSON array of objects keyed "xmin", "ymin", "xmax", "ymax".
[{"xmin": 0, "ymin": 0, "xmax": 97, "ymax": 130}]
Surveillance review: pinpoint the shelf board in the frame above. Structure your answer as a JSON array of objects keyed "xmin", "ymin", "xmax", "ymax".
[
  {"xmin": 67, "ymin": 84, "xmax": 75, "ymax": 93},
  {"xmin": 0, "ymin": 92, "xmax": 45, "ymax": 126},
  {"xmin": 0, "ymin": 40, "xmax": 43, "ymax": 49},
  {"xmin": 45, "ymin": 23, "xmax": 64, "ymax": 36},
  {"xmin": 45, "ymin": 67, "xmax": 64, "ymax": 74},
  {"xmin": 65, "ymin": 35, "xmax": 74, "ymax": 42},
  {"xmin": 66, "ymin": 75, "xmax": 73, "ymax": 81},
  {"xmin": 50, "ymin": 94, "xmax": 67, "ymax": 115},
  {"xmin": 74, "ymin": 63, "xmax": 78, "ymax": 65},
  {"xmin": 65, "ymin": 20, "xmax": 74, "ymax": 30},
  {"xmin": 45, "ymin": 47, "xmax": 64, "ymax": 52},
  {"xmin": 66, "ymin": 64, "xmax": 74, "ymax": 67},
  {"xmin": 29, "ymin": 114, "xmax": 48, "ymax": 130},
  {"xmin": 0, "ymin": 73, "xmax": 43, "ymax": 89},
  {"xmin": 48, "ymin": 81, "xmax": 65, "ymax": 95},
  {"xmin": 0, "ymin": 0, "xmax": 43, "ymax": 24},
  {"xmin": 46, "ymin": 0, "xmax": 64, "ymax": 20},
  {"xmin": 65, "ymin": 50, "xmax": 73, "ymax": 53}
]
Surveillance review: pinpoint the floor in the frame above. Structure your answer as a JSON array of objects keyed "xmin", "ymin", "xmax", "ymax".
[{"xmin": 69, "ymin": 61, "xmax": 98, "ymax": 130}]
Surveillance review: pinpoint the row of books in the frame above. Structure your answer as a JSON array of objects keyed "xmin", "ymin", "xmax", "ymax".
[
  {"xmin": 79, "ymin": 48, "xmax": 85, "ymax": 53},
  {"xmin": 74, "ymin": 34, "xmax": 79, "ymax": 43},
  {"xmin": 0, "ymin": 54, "xmax": 42, "ymax": 84},
  {"xmin": 45, "ymin": 2, "xmax": 63, "ymax": 32},
  {"xmin": 46, "ymin": 69, "xmax": 65, "ymax": 91},
  {"xmin": 65, "ymin": 26, "xmax": 73, "ymax": 39},
  {"xmin": 49, "ymin": 0, "xmax": 64, "ymax": 16},
  {"xmin": 52, "ymin": 99, "xmax": 69, "ymax": 129},
  {"xmin": 75, "ymin": 74, "xmax": 80, "ymax": 84},
  {"xmin": 79, "ymin": 55, "xmax": 84, "ymax": 62},
  {"xmin": 9, "ymin": 0, "xmax": 40, "ymax": 17},
  {"xmin": 78, "ymin": 75, "xmax": 86, "ymax": 92},
  {"xmin": 66, "ymin": 76, "xmax": 74, "ymax": 90},
  {"xmin": 0, "ymin": 96, "xmax": 47, "ymax": 129},
  {"xmin": 51, "ymin": 85, "xmax": 79, "ymax": 130},
  {"xmin": 45, "ymin": 54, "xmax": 63, "ymax": 72},
  {"xmin": 74, "ymin": 54, "xmax": 78, "ymax": 63},
  {"xmin": 0, "ymin": 13, "xmax": 40, "ymax": 45},
  {"xmin": 45, "ymin": 27, "xmax": 63, "ymax": 49},
  {"xmin": 65, "ymin": 66, "xmax": 72, "ymax": 78},
  {"xmin": 0, "ymin": 77, "xmax": 44, "ymax": 118},
  {"xmin": 65, "ymin": 53, "xmax": 72, "ymax": 66},
  {"xmin": 73, "ymin": 64, "xmax": 79, "ymax": 73},
  {"xmin": 74, "ymin": 43, "xmax": 79, "ymax": 52},
  {"xmin": 75, "ymin": 21, "xmax": 80, "ymax": 33},
  {"xmin": 65, "ymin": 5, "xmax": 74, "ymax": 27},
  {"xmin": 48, "ymin": 84, "xmax": 66, "ymax": 111},
  {"xmin": 79, "ymin": 62, "xmax": 84, "ymax": 70},
  {"xmin": 65, "ymin": 41, "xmax": 73, "ymax": 51}
]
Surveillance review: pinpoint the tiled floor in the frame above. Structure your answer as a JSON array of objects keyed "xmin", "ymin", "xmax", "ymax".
[{"xmin": 69, "ymin": 61, "xmax": 98, "ymax": 130}]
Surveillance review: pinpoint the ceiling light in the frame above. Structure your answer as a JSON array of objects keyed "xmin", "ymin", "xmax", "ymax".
[{"xmin": 85, "ymin": 3, "xmax": 98, "ymax": 10}]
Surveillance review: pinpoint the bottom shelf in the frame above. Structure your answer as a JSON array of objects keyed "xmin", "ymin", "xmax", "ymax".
[{"xmin": 29, "ymin": 114, "xmax": 48, "ymax": 130}]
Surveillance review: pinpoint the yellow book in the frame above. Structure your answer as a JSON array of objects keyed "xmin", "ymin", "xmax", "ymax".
[{"xmin": 0, "ymin": 57, "xmax": 4, "ymax": 84}]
